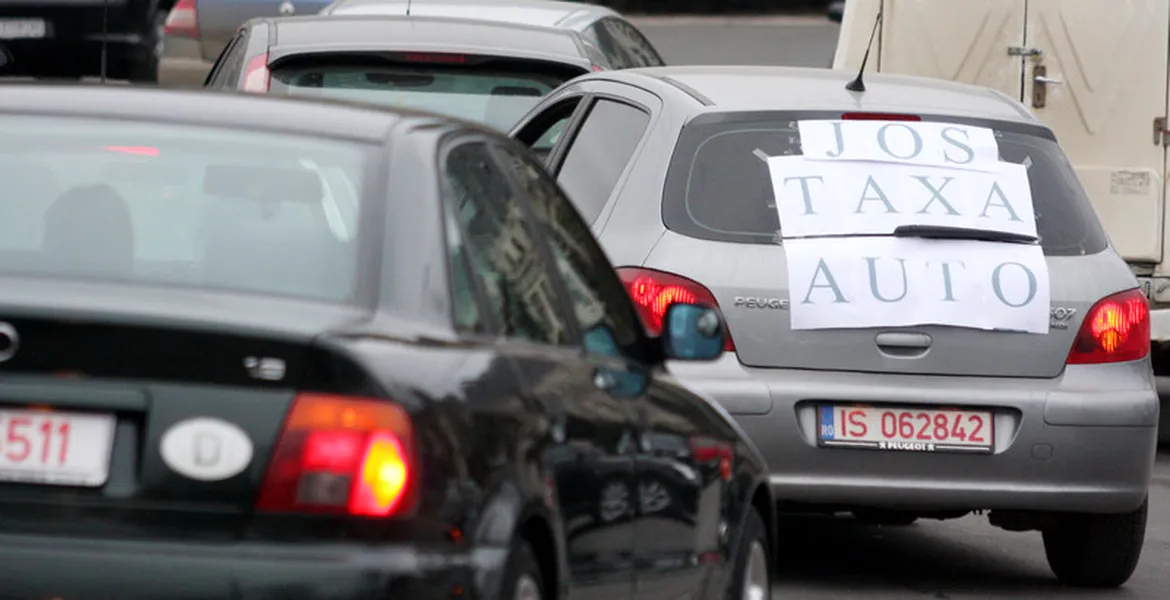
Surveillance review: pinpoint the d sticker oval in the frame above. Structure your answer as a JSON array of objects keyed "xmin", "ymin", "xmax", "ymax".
[{"xmin": 160, "ymin": 417, "xmax": 254, "ymax": 482}]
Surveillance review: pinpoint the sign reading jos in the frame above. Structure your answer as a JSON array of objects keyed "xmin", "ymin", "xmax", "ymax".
[{"xmin": 769, "ymin": 119, "xmax": 1050, "ymax": 334}]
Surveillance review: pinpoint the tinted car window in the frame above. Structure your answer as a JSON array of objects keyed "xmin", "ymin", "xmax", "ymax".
[
  {"xmin": 661, "ymin": 111, "xmax": 1110, "ymax": 256},
  {"xmin": 270, "ymin": 59, "xmax": 583, "ymax": 132},
  {"xmin": 443, "ymin": 141, "xmax": 570, "ymax": 344},
  {"xmin": 496, "ymin": 144, "xmax": 646, "ymax": 362},
  {"xmin": 0, "ymin": 115, "xmax": 366, "ymax": 302},
  {"xmin": 441, "ymin": 200, "xmax": 486, "ymax": 335},
  {"xmin": 604, "ymin": 19, "xmax": 664, "ymax": 67},
  {"xmin": 556, "ymin": 99, "xmax": 650, "ymax": 224}
]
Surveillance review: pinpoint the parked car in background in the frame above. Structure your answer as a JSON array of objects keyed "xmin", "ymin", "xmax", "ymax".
[
  {"xmin": 319, "ymin": 0, "xmax": 665, "ymax": 70},
  {"xmin": 509, "ymin": 65, "xmax": 1157, "ymax": 589},
  {"xmin": 158, "ymin": 0, "xmax": 335, "ymax": 86},
  {"xmin": 0, "ymin": 82, "xmax": 775, "ymax": 600},
  {"xmin": 204, "ymin": 14, "xmax": 606, "ymax": 132},
  {"xmin": 0, "ymin": 0, "xmax": 170, "ymax": 81}
]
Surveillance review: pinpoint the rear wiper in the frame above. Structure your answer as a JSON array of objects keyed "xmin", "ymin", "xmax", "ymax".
[{"xmin": 893, "ymin": 225, "xmax": 1038, "ymax": 245}]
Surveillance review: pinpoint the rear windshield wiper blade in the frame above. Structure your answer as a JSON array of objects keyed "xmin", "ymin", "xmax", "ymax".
[{"xmin": 893, "ymin": 225, "xmax": 1038, "ymax": 245}]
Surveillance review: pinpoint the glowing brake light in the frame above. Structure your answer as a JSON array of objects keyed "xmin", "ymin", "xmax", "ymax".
[
  {"xmin": 242, "ymin": 53, "xmax": 270, "ymax": 93},
  {"xmin": 616, "ymin": 267, "xmax": 735, "ymax": 352},
  {"xmin": 841, "ymin": 112, "xmax": 921, "ymax": 121},
  {"xmin": 256, "ymin": 393, "xmax": 415, "ymax": 517},
  {"xmin": 163, "ymin": 0, "xmax": 199, "ymax": 39},
  {"xmin": 1066, "ymin": 288, "xmax": 1150, "ymax": 365}
]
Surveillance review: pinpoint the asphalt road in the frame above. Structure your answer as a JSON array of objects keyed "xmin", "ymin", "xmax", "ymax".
[{"xmin": 632, "ymin": 15, "xmax": 1168, "ymax": 599}]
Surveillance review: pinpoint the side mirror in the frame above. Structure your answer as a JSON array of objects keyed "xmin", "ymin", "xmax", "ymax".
[
  {"xmin": 827, "ymin": 0, "xmax": 844, "ymax": 23},
  {"xmin": 662, "ymin": 303, "xmax": 725, "ymax": 361}
]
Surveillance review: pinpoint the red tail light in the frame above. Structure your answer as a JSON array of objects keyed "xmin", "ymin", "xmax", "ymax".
[
  {"xmin": 242, "ymin": 53, "xmax": 270, "ymax": 93},
  {"xmin": 841, "ymin": 112, "xmax": 921, "ymax": 121},
  {"xmin": 163, "ymin": 0, "xmax": 199, "ymax": 38},
  {"xmin": 1066, "ymin": 288, "xmax": 1150, "ymax": 365},
  {"xmin": 591, "ymin": 64, "xmax": 606, "ymax": 72},
  {"xmin": 690, "ymin": 436, "xmax": 733, "ymax": 481},
  {"xmin": 256, "ymin": 393, "xmax": 415, "ymax": 517},
  {"xmin": 616, "ymin": 267, "xmax": 735, "ymax": 352}
]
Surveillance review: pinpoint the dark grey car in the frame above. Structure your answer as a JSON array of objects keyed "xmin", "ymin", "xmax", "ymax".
[{"xmin": 203, "ymin": 14, "xmax": 608, "ymax": 132}]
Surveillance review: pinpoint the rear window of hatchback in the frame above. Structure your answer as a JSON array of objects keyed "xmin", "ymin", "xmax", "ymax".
[{"xmin": 660, "ymin": 110, "xmax": 1109, "ymax": 257}]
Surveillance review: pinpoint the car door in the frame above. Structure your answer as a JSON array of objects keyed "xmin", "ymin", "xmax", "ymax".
[
  {"xmin": 440, "ymin": 136, "xmax": 638, "ymax": 600},
  {"xmin": 514, "ymin": 90, "xmax": 654, "ymax": 228},
  {"xmin": 492, "ymin": 142, "xmax": 715, "ymax": 599}
]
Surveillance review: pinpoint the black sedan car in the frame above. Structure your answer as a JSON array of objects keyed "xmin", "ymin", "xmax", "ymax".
[
  {"xmin": 0, "ymin": 84, "xmax": 775, "ymax": 600},
  {"xmin": 204, "ymin": 14, "xmax": 608, "ymax": 132}
]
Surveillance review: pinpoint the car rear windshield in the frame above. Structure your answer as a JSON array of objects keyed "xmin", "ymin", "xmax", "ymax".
[
  {"xmin": 269, "ymin": 55, "xmax": 581, "ymax": 132},
  {"xmin": 0, "ymin": 115, "xmax": 369, "ymax": 303},
  {"xmin": 661, "ymin": 111, "xmax": 1109, "ymax": 256}
]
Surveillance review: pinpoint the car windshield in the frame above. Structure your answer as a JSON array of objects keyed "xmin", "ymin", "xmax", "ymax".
[
  {"xmin": 661, "ymin": 111, "xmax": 1110, "ymax": 257},
  {"xmin": 269, "ymin": 59, "xmax": 577, "ymax": 132},
  {"xmin": 0, "ymin": 115, "xmax": 369, "ymax": 303}
]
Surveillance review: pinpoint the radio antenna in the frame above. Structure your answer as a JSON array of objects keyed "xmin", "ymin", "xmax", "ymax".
[
  {"xmin": 844, "ymin": 7, "xmax": 883, "ymax": 92},
  {"xmin": 405, "ymin": 0, "xmax": 412, "ymax": 15}
]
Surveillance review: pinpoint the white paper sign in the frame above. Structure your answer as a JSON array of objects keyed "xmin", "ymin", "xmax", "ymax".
[
  {"xmin": 784, "ymin": 236, "xmax": 1050, "ymax": 333},
  {"xmin": 798, "ymin": 120, "xmax": 1000, "ymax": 171},
  {"xmin": 767, "ymin": 156, "xmax": 1036, "ymax": 239}
]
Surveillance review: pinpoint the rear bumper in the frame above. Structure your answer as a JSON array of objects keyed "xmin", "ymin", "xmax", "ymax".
[
  {"xmin": 0, "ymin": 534, "xmax": 500, "ymax": 599},
  {"xmin": 668, "ymin": 355, "xmax": 1158, "ymax": 514}
]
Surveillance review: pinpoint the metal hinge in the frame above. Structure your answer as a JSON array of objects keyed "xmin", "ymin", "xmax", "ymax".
[
  {"xmin": 1154, "ymin": 117, "xmax": 1169, "ymax": 147},
  {"xmin": 1007, "ymin": 46, "xmax": 1042, "ymax": 57}
]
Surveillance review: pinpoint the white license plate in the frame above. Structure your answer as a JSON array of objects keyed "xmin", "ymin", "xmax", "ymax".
[
  {"xmin": 0, "ymin": 409, "xmax": 115, "ymax": 486},
  {"xmin": 0, "ymin": 19, "xmax": 46, "ymax": 39},
  {"xmin": 818, "ymin": 405, "xmax": 993, "ymax": 453},
  {"xmin": 1137, "ymin": 277, "xmax": 1153, "ymax": 299}
]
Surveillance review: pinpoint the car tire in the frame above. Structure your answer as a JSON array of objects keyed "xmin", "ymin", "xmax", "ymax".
[
  {"xmin": 500, "ymin": 538, "xmax": 545, "ymax": 600},
  {"xmin": 726, "ymin": 507, "xmax": 771, "ymax": 600},
  {"xmin": 1041, "ymin": 496, "xmax": 1148, "ymax": 588}
]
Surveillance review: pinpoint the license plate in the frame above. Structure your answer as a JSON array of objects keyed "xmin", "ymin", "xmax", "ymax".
[
  {"xmin": 0, "ymin": 19, "xmax": 45, "ymax": 39},
  {"xmin": 0, "ymin": 409, "xmax": 115, "ymax": 486},
  {"xmin": 817, "ymin": 405, "xmax": 993, "ymax": 453},
  {"xmin": 1137, "ymin": 277, "xmax": 1153, "ymax": 299}
]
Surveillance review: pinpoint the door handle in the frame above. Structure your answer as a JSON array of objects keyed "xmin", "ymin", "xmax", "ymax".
[
  {"xmin": 1034, "ymin": 75, "xmax": 1062, "ymax": 85},
  {"xmin": 1031, "ymin": 64, "xmax": 1058, "ymax": 109}
]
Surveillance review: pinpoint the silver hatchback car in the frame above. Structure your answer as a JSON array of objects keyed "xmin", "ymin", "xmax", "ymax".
[{"xmin": 510, "ymin": 65, "xmax": 1158, "ymax": 589}]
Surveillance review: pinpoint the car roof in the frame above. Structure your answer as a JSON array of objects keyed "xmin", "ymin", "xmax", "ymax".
[
  {"xmin": 0, "ymin": 83, "xmax": 427, "ymax": 143},
  {"xmin": 322, "ymin": 0, "xmax": 616, "ymax": 29},
  {"xmin": 266, "ymin": 14, "xmax": 591, "ymax": 67},
  {"xmin": 610, "ymin": 66, "xmax": 1038, "ymax": 124}
]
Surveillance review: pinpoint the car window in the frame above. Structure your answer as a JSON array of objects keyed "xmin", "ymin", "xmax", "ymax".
[
  {"xmin": 206, "ymin": 32, "xmax": 247, "ymax": 88},
  {"xmin": 583, "ymin": 21, "xmax": 632, "ymax": 69},
  {"xmin": 603, "ymin": 19, "xmax": 664, "ymax": 67},
  {"xmin": 441, "ymin": 196, "xmax": 487, "ymax": 335},
  {"xmin": 660, "ymin": 111, "xmax": 1110, "ymax": 257},
  {"xmin": 269, "ymin": 59, "xmax": 582, "ymax": 132},
  {"xmin": 495, "ymin": 143, "xmax": 647, "ymax": 363},
  {"xmin": 0, "ymin": 115, "xmax": 368, "ymax": 303},
  {"xmin": 555, "ymin": 99, "xmax": 650, "ymax": 224},
  {"xmin": 443, "ymin": 141, "xmax": 571, "ymax": 344}
]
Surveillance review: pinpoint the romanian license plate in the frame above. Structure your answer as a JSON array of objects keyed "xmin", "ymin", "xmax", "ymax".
[
  {"xmin": 0, "ymin": 19, "xmax": 45, "ymax": 39},
  {"xmin": 817, "ymin": 404, "xmax": 993, "ymax": 453},
  {"xmin": 0, "ymin": 409, "xmax": 115, "ymax": 486}
]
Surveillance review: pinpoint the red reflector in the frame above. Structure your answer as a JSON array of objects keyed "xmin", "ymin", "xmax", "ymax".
[
  {"xmin": 163, "ymin": 0, "xmax": 199, "ymax": 38},
  {"xmin": 256, "ymin": 393, "xmax": 414, "ymax": 517},
  {"xmin": 841, "ymin": 112, "xmax": 922, "ymax": 121},
  {"xmin": 401, "ymin": 52, "xmax": 467, "ymax": 64},
  {"xmin": 591, "ymin": 64, "xmax": 605, "ymax": 72},
  {"xmin": 616, "ymin": 267, "xmax": 735, "ymax": 352},
  {"xmin": 104, "ymin": 146, "xmax": 159, "ymax": 156},
  {"xmin": 242, "ymin": 52, "xmax": 270, "ymax": 93},
  {"xmin": 1066, "ymin": 288, "xmax": 1150, "ymax": 365}
]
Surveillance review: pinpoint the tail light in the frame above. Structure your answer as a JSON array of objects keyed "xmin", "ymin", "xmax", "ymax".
[
  {"xmin": 690, "ymin": 436, "xmax": 733, "ymax": 481},
  {"xmin": 163, "ymin": 0, "xmax": 199, "ymax": 39},
  {"xmin": 591, "ymin": 64, "xmax": 606, "ymax": 72},
  {"xmin": 841, "ymin": 112, "xmax": 921, "ymax": 121},
  {"xmin": 242, "ymin": 53, "xmax": 270, "ymax": 93},
  {"xmin": 1066, "ymin": 288, "xmax": 1150, "ymax": 365},
  {"xmin": 616, "ymin": 267, "xmax": 735, "ymax": 352},
  {"xmin": 256, "ymin": 393, "xmax": 415, "ymax": 517}
]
